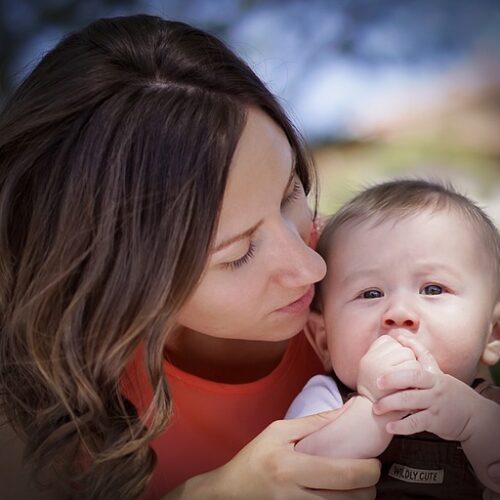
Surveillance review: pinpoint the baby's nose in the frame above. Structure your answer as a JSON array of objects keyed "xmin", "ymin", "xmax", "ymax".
[{"xmin": 381, "ymin": 306, "xmax": 420, "ymax": 333}]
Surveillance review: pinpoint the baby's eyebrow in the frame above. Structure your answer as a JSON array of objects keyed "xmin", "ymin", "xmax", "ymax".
[{"xmin": 340, "ymin": 269, "xmax": 380, "ymax": 286}]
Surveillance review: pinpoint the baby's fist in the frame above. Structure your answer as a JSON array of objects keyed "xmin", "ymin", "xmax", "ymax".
[{"xmin": 358, "ymin": 335, "xmax": 419, "ymax": 401}]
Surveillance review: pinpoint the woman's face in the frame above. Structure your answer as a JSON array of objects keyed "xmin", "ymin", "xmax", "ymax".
[{"xmin": 175, "ymin": 108, "xmax": 326, "ymax": 342}]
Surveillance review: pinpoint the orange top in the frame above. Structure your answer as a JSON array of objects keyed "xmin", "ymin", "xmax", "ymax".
[
  {"xmin": 123, "ymin": 332, "xmax": 323, "ymax": 498},
  {"xmin": 122, "ymin": 220, "xmax": 323, "ymax": 498}
]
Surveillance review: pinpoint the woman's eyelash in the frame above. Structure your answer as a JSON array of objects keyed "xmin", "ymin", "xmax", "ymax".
[
  {"xmin": 281, "ymin": 179, "xmax": 302, "ymax": 208},
  {"xmin": 223, "ymin": 241, "xmax": 256, "ymax": 270},
  {"xmin": 222, "ymin": 178, "xmax": 301, "ymax": 272}
]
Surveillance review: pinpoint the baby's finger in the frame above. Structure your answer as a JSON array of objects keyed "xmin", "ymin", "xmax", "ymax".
[
  {"xmin": 370, "ymin": 342, "xmax": 416, "ymax": 365},
  {"xmin": 390, "ymin": 346, "xmax": 418, "ymax": 366},
  {"xmin": 377, "ymin": 366, "xmax": 435, "ymax": 391},
  {"xmin": 396, "ymin": 335, "xmax": 441, "ymax": 374},
  {"xmin": 365, "ymin": 335, "xmax": 399, "ymax": 357},
  {"xmin": 373, "ymin": 389, "xmax": 432, "ymax": 415},
  {"xmin": 385, "ymin": 410, "xmax": 431, "ymax": 435},
  {"xmin": 393, "ymin": 359, "xmax": 421, "ymax": 372}
]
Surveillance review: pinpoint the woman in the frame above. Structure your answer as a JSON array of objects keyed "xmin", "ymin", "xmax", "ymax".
[{"xmin": 0, "ymin": 15, "xmax": 380, "ymax": 499}]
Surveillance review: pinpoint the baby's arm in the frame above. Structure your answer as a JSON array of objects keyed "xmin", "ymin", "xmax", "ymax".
[
  {"xmin": 374, "ymin": 335, "xmax": 500, "ymax": 494},
  {"xmin": 294, "ymin": 336, "xmax": 415, "ymax": 459},
  {"xmin": 295, "ymin": 394, "xmax": 398, "ymax": 459}
]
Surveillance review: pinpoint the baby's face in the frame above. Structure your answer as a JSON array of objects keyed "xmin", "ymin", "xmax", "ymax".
[{"xmin": 322, "ymin": 209, "xmax": 498, "ymax": 389}]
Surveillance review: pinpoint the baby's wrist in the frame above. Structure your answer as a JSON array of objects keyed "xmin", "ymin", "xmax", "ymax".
[
  {"xmin": 457, "ymin": 389, "xmax": 494, "ymax": 443},
  {"xmin": 357, "ymin": 382, "xmax": 383, "ymax": 403}
]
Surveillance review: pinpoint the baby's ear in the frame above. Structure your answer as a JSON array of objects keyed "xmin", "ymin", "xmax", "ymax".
[
  {"xmin": 304, "ymin": 311, "xmax": 332, "ymax": 371},
  {"xmin": 481, "ymin": 301, "xmax": 500, "ymax": 366}
]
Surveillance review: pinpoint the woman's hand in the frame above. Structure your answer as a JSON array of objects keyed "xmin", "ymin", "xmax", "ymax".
[{"xmin": 166, "ymin": 410, "xmax": 380, "ymax": 499}]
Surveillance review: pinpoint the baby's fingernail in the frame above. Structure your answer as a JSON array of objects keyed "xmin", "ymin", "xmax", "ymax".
[
  {"xmin": 386, "ymin": 422, "xmax": 395, "ymax": 434},
  {"xmin": 488, "ymin": 463, "xmax": 500, "ymax": 482},
  {"xmin": 372, "ymin": 404, "xmax": 380, "ymax": 415},
  {"xmin": 377, "ymin": 376, "xmax": 384, "ymax": 388}
]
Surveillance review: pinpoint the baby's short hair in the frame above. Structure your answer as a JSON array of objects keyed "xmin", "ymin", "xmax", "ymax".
[{"xmin": 313, "ymin": 179, "xmax": 500, "ymax": 310}]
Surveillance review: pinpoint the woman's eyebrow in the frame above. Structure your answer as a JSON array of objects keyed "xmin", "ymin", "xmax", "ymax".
[
  {"xmin": 212, "ymin": 220, "xmax": 263, "ymax": 253},
  {"xmin": 212, "ymin": 155, "xmax": 296, "ymax": 254}
]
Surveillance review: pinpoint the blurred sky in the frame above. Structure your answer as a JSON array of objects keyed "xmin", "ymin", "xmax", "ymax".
[{"xmin": 2, "ymin": 0, "xmax": 500, "ymax": 143}]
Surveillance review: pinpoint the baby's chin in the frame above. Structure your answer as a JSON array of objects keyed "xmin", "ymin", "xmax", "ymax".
[
  {"xmin": 459, "ymin": 365, "xmax": 491, "ymax": 385},
  {"xmin": 334, "ymin": 372, "xmax": 357, "ymax": 392}
]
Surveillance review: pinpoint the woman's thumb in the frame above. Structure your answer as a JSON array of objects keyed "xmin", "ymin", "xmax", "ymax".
[{"xmin": 281, "ymin": 404, "xmax": 349, "ymax": 441}]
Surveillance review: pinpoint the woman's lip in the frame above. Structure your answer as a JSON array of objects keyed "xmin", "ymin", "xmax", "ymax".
[{"xmin": 276, "ymin": 286, "xmax": 314, "ymax": 314}]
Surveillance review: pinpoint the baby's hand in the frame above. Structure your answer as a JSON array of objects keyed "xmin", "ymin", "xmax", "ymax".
[
  {"xmin": 373, "ymin": 335, "xmax": 479, "ymax": 442},
  {"xmin": 357, "ymin": 335, "xmax": 419, "ymax": 402}
]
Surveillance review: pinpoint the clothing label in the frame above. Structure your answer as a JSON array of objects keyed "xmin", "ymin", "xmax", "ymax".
[{"xmin": 388, "ymin": 463, "xmax": 444, "ymax": 484}]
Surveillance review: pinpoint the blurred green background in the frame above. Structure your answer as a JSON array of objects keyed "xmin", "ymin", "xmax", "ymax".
[{"xmin": 312, "ymin": 87, "xmax": 500, "ymax": 384}]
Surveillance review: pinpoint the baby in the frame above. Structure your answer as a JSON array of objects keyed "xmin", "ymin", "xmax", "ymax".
[{"xmin": 287, "ymin": 179, "xmax": 500, "ymax": 498}]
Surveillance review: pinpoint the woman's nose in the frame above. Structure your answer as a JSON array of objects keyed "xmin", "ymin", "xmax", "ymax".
[
  {"xmin": 381, "ymin": 303, "xmax": 420, "ymax": 332},
  {"xmin": 272, "ymin": 224, "xmax": 326, "ymax": 288}
]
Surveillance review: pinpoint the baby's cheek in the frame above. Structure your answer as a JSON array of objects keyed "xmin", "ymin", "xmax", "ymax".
[
  {"xmin": 327, "ymin": 320, "xmax": 367, "ymax": 388},
  {"xmin": 333, "ymin": 354, "xmax": 359, "ymax": 390},
  {"xmin": 437, "ymin": 351, "xmax": 481, "ymax": 383}
]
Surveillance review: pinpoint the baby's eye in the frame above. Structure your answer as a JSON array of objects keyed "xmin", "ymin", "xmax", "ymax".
[
  {"xmin": 359, "ymin": 289, "xmax": 384, "ymax": 299},
  {"xmin": 421, "ymin": 284, "xmax": 443, "ymax": 295}
]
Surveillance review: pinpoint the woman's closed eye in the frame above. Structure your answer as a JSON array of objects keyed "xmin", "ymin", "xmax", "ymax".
[
  {"xmin": 222, "ymin": 176, "xmax": 304, "ymax": 271},
  {"xmin": 281, "ymin": 178, "xmax": 303, "ymax": 208},
  {"xmin": 222, "ymin": 241, "xmax": 257, "ymax": 271}
]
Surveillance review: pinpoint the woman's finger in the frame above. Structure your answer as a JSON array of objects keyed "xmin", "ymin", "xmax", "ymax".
[
  {"xmin": 298, "ymin": 486, "xmax": 377, "ymax": 500},
  {"xmin": 283, "ymin": 486, "xmax": 376, "ymax": 500},
  {"xmin": 275, "ymin": 407, "xmax": 350, "ymax": 442},
  {"xmin": 289, "ymin": 453, "xmax": 381, "ymax": 490}
]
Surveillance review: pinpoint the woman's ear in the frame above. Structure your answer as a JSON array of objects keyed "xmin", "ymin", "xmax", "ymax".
[
  {"xmin": 304, "ymin": 311, "xmax": 332, "ymax": 371},
  {"xmin": 481, "ymin": 302, "xmax": 500, "ymax": 366}
]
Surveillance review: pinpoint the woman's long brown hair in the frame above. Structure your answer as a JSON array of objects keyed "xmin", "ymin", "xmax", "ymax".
[{"xmin": 0, "ymin": 14, "xmax": 315, "ymax": 498}]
